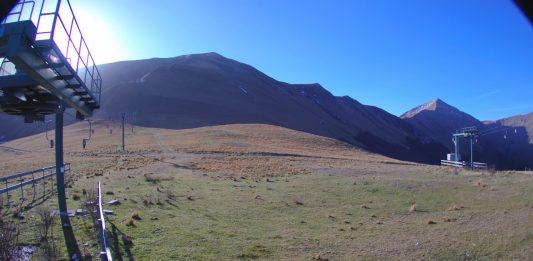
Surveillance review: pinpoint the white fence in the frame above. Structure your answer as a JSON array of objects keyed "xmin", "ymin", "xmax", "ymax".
[
  {"xmin": 441, "ymin": 160, "xmax": 487, "ymax": 169},
  {"xmin": 96, "ymin": 180, "xmax": 113, "ymax": 261}
]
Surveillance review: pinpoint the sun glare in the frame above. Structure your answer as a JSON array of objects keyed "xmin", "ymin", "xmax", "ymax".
[{"xmin": 74, "ymin": 9, "xmax": 126, "ymax": 65}]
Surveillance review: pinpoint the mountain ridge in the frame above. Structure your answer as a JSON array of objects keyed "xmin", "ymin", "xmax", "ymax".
[
  {"xmin": 1, "ymin": 52, "xmax": 532, "ymax": 169},
  {"xmin": 95, "ymin": 52, "xmax": 448, "ymax": 163},
  {"xmin": 402, "ymin": 98, "xmax": 533, "ymax": 169}
]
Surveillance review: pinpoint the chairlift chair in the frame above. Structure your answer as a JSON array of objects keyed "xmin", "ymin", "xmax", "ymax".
[{"xmin": 82, "ymin": 119, "xmax": 92, "ymax": 148}]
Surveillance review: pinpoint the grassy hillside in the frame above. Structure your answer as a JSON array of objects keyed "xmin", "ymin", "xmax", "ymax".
[{"xmin": 0, "ymin": 123, "xmax": 531, "ymax": 260}]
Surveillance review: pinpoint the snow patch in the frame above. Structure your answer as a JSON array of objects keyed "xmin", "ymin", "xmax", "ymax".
[
  {"xmin": 240, "ymin": 87, "xmax": 248, "ymax": 94},
  {"xmin": 140, "ymin": 72, "xmax": 152, "ymax": 82}
]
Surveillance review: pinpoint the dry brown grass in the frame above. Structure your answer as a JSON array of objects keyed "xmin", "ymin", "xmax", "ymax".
[
  {"xmin": 0, "ymin": 123, "xmax": 391, "ymax": 179},
  {"xmin": 1, "ymin": 123, "xmax": 532, "ymax": 260},
  {"xmin": 192, "ymin": 156, "xmax": 308, "ymax": 178}
]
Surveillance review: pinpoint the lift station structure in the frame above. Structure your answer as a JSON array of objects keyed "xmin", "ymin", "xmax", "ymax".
[
  {"xmin": 452, "ymin": 127, "xmax": 478, "ymax": 162},
  {"xmin": 0, "ymin": 0, "xmax": 102, "ymax": 259},
  {"xmin": 441, "ymin": 126, "xmax": 487, "ymax": 169},
  {"xmin": 0, "ymin": 0, "xmax": 101, "ymax": 121}
]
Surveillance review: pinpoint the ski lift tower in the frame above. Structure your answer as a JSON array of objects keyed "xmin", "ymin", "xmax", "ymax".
[
  {"xmin": 0, "ymin": 1, "xmax": 102, "ymax": 259},
  {"xmin": 452, "ymin": 126, "xmax": 479, "ymax": 168}
]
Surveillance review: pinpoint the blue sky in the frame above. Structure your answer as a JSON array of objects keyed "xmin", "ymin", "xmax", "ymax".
[{"xmin": 73, "ymin": 0, "xmax": 533, "ymax": 121}]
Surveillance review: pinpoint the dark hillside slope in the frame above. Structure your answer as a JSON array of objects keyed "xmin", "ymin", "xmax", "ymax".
[
  {"xmin": 96, "ymin": 52, "xmax": 446, "ymax": 163},
  {"xmin": 401, "ymin": 99, "xmax": 482, "ymax": 149},
  {"xmin": 402, "ymin": 100, "xmax": 533, "ymax": 170}
]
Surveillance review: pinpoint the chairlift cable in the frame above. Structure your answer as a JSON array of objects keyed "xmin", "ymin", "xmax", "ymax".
[
  {"xmin": 478, "ymin": 125, "xmax": 507, "ymax": 135},
  {"xmin": 478, "ymin": 125, "xmax": 516, "ymax": 137}
]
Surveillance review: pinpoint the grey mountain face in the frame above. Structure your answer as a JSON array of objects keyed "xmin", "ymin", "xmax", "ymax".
[
  {"xmin": 403, "ymin": 99, "xmax": 533, "ymax": 170},
  {"xmin": 1, "ymin": 52, "xmax": 531, "ymax": 169},
  {"xmin": 95, "ymin": 52, "xmax": 447, "ymax": 164}
]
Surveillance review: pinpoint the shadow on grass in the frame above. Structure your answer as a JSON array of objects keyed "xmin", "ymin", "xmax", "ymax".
[
  {"xmin": 0, "ymin": 188, "xmax": 56, "ymax": 212},
  {"xmin": 108, "ymin": 222, "xmax": 135, "ymax": 261}
]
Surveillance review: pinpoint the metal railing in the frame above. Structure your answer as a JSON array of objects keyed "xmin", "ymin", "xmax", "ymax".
[
  {"xmin": 96, "ymin": 180, "xmax": 113, "ymax": 261},
  {"xmin": 0, "ymin": 58, "xmax": 17, "ymax": 76},
  {"xmin": 441, "ymin": 160, "xmax": 464, "ymax": 168},
  {"xmin": 2, "ymin": 0, "xmax": 102, "ymax": 105},
  {"xmin": 471, "ymin": 162, "xmax": 488, "ymax": 169},
  {"xmin": 441, "ymin": 160, "xmax": 487, "ymax": 169},
  {"xmin": 0, "ymin": 163, "xmax": 70, "ymax": 207}
]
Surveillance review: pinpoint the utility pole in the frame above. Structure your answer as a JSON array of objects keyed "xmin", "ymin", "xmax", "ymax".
[
  {"xmin": 452, "ymin": 135, "xmax": 459, "ymax": 161},
  {"xmin": 121, "ymin": 112, "xmax": 126, "ymax": 151},
  {"xmin": 470, "ymin": 138, "xmax": 474, "ymax": 170},
  {"xmin": 131, "ymin": 112, "xmax": 135, "ymax": 133},
  {"xmin": 55, "ymin": 104, "xmax": 82, "ymax": 260}
]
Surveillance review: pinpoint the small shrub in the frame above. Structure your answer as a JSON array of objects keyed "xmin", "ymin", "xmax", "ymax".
[
  {"xmin": 82, "ymin": 188, "xmax": 97, "ymax": 228},
  {"xmin": 442, "ymin": 217, "xmax": 456, "ymax": 222},
  {"xmin": 131, "ymin": 211, "xmax": 141, "ymax": 220},
  {"xmin": 312, "ymin": 253, "xmax": 329, "ymax": 261},
  {"xmin": 0, "ymin": 224, "xmax": 19, "ymax": 261},
  {"xmin": 122, "ymin": 235, "xmax": 133, "ymax": 246},
  {"xmin": 409, "ymin": 204, "xmax": 417, "ymax": 212},
  {"xmin": 38, "ymin": 239, "xmax": 59, "ymax": 261},
  {"xmin": 72, "ymin": 193, "xmax": 81, "ymax": 201},
  {"xmin": 366, "ymin": 187, "xmax": 379, "ymax": 193},
  {"xmin": 125, "ymin": 218, "xmax": 135, "ymax": 227},
  {"xmin": 154, "ymin": 193, "xmax": 163, "ymax": 205},
  {"xmin": 83, "ymin": 250, "xmax": 92, "ymax": 260},
  {"xmin": 36, "ymin": 206, "xmax": 55, "ymax": 242},
  {"xmin": 165, "ymin": 190, "xmax": 176, "ymax": 200},
  {"xmin": 11, "ymin": 207, "xmax": 24, "ymax": 220},
  {"xmin": 144, "ymin": 173, "xmax": 174, "ymax": 184},
  {"xmin": 447, "ymin": 205, "xmax": 463, "ymax": 211}
]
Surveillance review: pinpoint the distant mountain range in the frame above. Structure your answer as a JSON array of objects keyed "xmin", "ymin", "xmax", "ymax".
[
  {"xmin": 1, "ymin": 52, "xmax": 532, "ymax": 169},
  {"xmin": 402, "ymin": 99, "xmax": 533, "ymax": 169}
]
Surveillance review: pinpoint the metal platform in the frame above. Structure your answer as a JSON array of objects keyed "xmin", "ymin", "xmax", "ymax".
[
  {"xmin": 0, "ymin": 2, "xmax": 101, "ymax": 258},
  {"xmin": 0, "ymin": 0, "xmax": 101, "ymax": 121}
]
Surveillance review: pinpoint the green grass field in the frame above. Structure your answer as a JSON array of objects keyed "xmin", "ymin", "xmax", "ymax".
[{"xmin": 1, "ymin": 125, "xmax": 532, "ymax": 260}]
